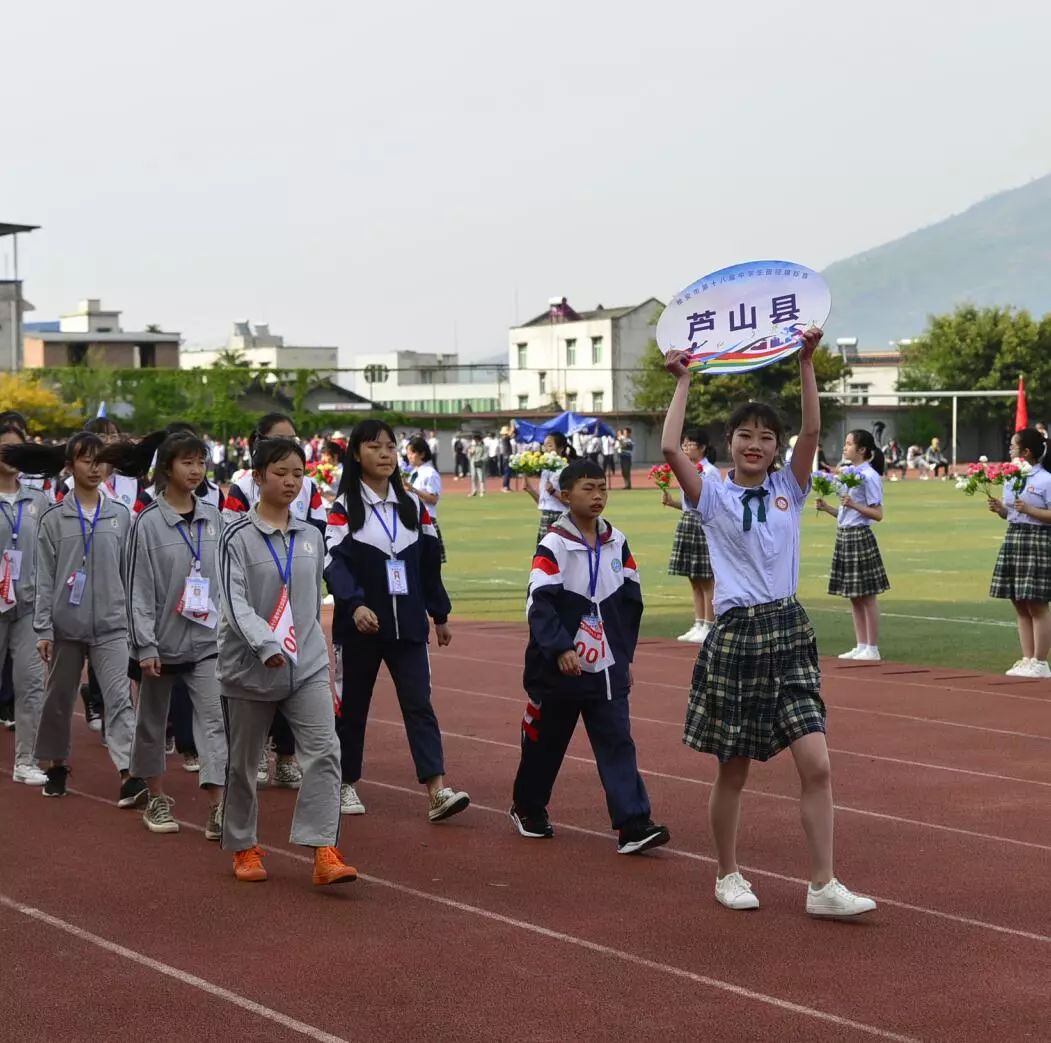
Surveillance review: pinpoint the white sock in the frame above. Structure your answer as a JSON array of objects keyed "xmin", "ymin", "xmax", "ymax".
[
  {"xmin": 865, "ymin": 644, "xmax": 879, "ymax": 654},
  {"xmin": 694, "ymin": 618, "xmax": 705, "ymax": 627}
]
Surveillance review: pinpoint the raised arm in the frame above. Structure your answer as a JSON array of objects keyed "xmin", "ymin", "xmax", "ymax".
[
  {"xmin": 660, "ymin": 351, "xmax": 702, "ymax": 506},
  {"xmin": 789, "ymin": 328, "xmax": 823, "ymax": 493}
]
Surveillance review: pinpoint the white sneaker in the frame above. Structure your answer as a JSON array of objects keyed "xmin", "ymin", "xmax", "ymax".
[
  {"xmin": 1019, "ymin": 659, "xmax": 1051, "ymax": 678},
  {"xmin": 853, "ymin": 647, "xmax": 881, "ymax": 662},
  {"xmin": 428, "ymin": 786, "xmax": 471, "ymax": 822},
  {"xmin": 676, "ymin": 623, "xmax": 701, "ymax": 643},
  {"xmin": 806, "ymin": 878, "xmax": 877, "ymax": 918},
  {"xmin": 340, "ymin": 783, "xmax": 366, "ymax": 815},
  {"xmin": 13, "ymin": 762, "xmax": 48, "ymax": 786},
  {"xmin": 837, "ymin": 646, "xmax": 861, "ymax": 659},
  {"xmin": 321, "ymin": 594, "xmax": 334, "ymax": 606},
  {"xmin": 715, "ymin": 871, "xmax": 759, "ymax": 910},
  {"xmin": 1005, "ymin": 658, "xmax": 1033, "ymax": 676},
  {"xmin": 256, "ymin": 746, "xmax": 271, "ymax": 786}
]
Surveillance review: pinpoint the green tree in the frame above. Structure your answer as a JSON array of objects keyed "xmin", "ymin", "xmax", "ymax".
[
  {"xmin": 631, "ymin": 340, "xmax": 848, "ymax": 433},
  {"xmin": 211, "ymin": 348, "xmax": 251, "ymax": 369},
  {"xmin": 898, "ymin": 304, "xmax": 1050, "ymax": 424}
]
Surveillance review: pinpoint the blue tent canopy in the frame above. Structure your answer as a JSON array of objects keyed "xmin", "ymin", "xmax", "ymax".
[{"xmin": 513, "ymin": 411, "xmax": 616, "ymax": 444}]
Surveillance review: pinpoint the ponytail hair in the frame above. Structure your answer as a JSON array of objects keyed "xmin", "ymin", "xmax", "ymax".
[
  {"xmin": 335, "ymin": 419, "xmax": 419, "ymax": 533},
  {"xmin": 849, "ymin": 429, "xmax": 885, "ymax": 476},
  {"xmin": 153, "ymin": 433, "xmax": 209, "ymax": 494},
  {"xmin": 249, "ymin": 412, "xmax": 295, "ymax": 453},
  {"xmin": 96, "ymin": 430, "xmax": 168, "ymax": 478},
  {"xmin": 0, "ymin": 431, "xmax": 103, "ymax": 477},
  {"xmin": 1015, "ymin": 427, "xmax": 1047, "ymax": 468}
]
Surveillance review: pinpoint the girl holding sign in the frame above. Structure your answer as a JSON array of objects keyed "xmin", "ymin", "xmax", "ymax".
[
  {"xmin": 815, "ymin": 430, "xmax": 889, "ymax": 661},
  {"xmin": 325, "ymin": 420, "xmax": 469, "ymax": 822},
  {"xmin": 662, "ymin": 427, "xmax": 719, "ymax": 643},
  {"xmin": 661, "ymin": 330, "xmax": 876, "ymax": 918},
  {"xmin": 114, "ymin": 432, "xmax": 227, "ymax": 839},
  {"xmin": 216, "ymin": 436, "xmax": 355, "ymax": 885},
  {"xmin": 0, "ymin": 419, "xmax": 50, "ymax": 785},
  {"xmin": 1, "ymin": 434, "xmax": 146, "ymax": 806},
  {"xmin": 987, "ymin": 428, "xmax": 1051, "ymax": 678}
]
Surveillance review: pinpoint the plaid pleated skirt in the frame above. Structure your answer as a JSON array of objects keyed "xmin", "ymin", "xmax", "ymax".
[
  {"xmin": 435, "ymin": 522, "xmax": 447, "ymax": 564},
  {"xmin": 667, "ymin": 510, "xmax": 713, "ymax": 580},
  {"xmin": 990, "ymin": 523, "xmax": 1051, "ymax": 602},
  {"xmin": 827, "ymin": 526, "xmax": 890, "ymax": 598},
  {"xmin": 537, "ymin": 509, "xmax": 563, "ymax": 546},
  {"xmin": 683, "ymin": 597, "xmax": 825, "ymax": 763}
]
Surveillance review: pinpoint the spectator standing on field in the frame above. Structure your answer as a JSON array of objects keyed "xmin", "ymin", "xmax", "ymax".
[
  {"xmin": 619, "ymin": 427, "xmax": 634, "ymax": 489},
  {"xmin": 468, "ymin": 435, "xmax": 487, "ymax": 497}
]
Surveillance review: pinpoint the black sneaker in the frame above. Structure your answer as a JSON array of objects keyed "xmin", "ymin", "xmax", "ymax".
[
  {"xmin": 42, "ymin": 765, "xmax": 70, "ymax": 798},
  {"xmin": 617, "ymin": 819, "xmax": 670, "ymax": 855},
  {"xmin": 509, "ymin": 804, "xmax": 554, "ymax": 839},
  {"xmin": 118, "ymin": 776, "xmax": 148, "ymax": 808}
]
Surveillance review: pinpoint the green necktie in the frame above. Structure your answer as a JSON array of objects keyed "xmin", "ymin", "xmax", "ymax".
[{"xmin": 741, "ymin": 488, "xmax": 769, "ymax": 532}]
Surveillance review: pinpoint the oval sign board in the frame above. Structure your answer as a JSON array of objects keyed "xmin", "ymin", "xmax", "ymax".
[{"xmin": 656, "ymin": 260, "xmax": 831, "ymax": 374}]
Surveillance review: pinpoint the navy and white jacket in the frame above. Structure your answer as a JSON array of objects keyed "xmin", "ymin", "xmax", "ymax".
[
  {"xmin": 524, "ymin": 516, "xmax": 643, "ymax": 701},
  {"xmin": 324, "ymin": 482, "xmax": 450, "ymax": 645}
]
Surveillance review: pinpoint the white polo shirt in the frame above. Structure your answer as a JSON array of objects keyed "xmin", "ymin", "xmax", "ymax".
[{"xmin": 837, "ymin": 462, "xmax": 883, "ymax": 528}]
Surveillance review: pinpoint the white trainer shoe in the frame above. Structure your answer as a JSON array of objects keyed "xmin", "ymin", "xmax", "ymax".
[
  {"xmin": 853, "ymin": 647, "xmax": 881, "ymax": 662},
  {"xmin": 676, "ymin": 623, "xmax": 702, "ymax": 642},
  {"xmin": 1019, "ymin": 659, "xmax": 1051, "ymax": 678},
  {"xmin": 806, "ymin": 878, "xmax": 877, "ymax": 918},
  {"xmin": 340, "ymin": 783, "xmax": 366, "ymax": 815},
  {"xmin": 13, "ymin": 762, "xmax": 48, "ymax": 786},
  {"xmin": 1005, "ymin": 658, "xmax": 1033, "ymax": 676},
  {"xmin": 715, "ymin": 871, "xmax": 760, "ymax": 910},
  {"xmin": 256, "ymin": 746, "xmax": 271, "ymax": 786},
  {"xmin": 837, "ymin": 646, "xmax": 861, "ymax": 659}
]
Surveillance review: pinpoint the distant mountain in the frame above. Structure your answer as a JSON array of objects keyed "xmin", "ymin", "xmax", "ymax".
[{"xmin": 822, "ymin": 173, "xmax": 1051, "ymax": 349}]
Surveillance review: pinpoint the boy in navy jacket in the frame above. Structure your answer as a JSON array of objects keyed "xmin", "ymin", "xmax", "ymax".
[{"xmin": 511, "ymin": 460, "xmax": 669, "ymax": 854}]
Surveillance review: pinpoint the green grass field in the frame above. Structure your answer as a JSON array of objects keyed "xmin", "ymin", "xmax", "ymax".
[{"xmin": 438, "ymin": 479, "xmax": 1020, "ymax": 672}]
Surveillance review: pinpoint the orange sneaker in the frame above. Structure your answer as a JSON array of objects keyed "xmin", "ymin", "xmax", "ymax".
[
  {"xmin": 233, "ymin": 846, "xmax": 267, "ymax": 882},
  {"xmin": 313, "ymin": 846, "xmax": 357, "ymax": 886}
]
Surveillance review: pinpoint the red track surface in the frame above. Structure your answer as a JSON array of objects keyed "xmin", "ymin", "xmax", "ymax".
[{"xmin": 2, "ymin": 619, "xmax": 1049, "ymax": 1041}]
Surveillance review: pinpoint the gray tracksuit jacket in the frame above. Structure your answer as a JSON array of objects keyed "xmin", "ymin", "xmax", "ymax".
[
  {"xmin": 34, "ymin": 493, "xmax": 131, "ymax": 643},
  {"xmin": 0, "ymin": 485, "xmax": 51, "ymax": 619},
  {"xmin": 126, "ymin": 494, "xmax": 224, "ymax": 664},
  {"xmin": 216, "ymin": 506, "xmax": 328, "ymax": 699}
]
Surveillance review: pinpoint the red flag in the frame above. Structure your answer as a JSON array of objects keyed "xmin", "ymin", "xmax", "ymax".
[{"xmin": 1015, "ymin": 376, "xmax": 1028, "ymax": 432}]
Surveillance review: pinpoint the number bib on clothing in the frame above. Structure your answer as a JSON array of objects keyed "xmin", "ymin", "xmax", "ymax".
[
  {"xmin": 574, "ymin": 610, "xmax": 615, "ymax": 674},
  {"xmin": 386, "ymin": 558, "xmax": 409, "ymax": 596},
  {"xmin": 68, "ymin": 569, "xmax": 87, "ymax": 607},
  {"xmin": 174, "ymin": 582, "xmax": 219, "ymax": 629},
  {"xmin": 0, "ymin": 553, "xmax": 16, "ymax": 613},
  {"xmin": 268, "ymin": 585, "xmax": 299, "ymax": 664},
  {"xmin": 3, "ymin": 549, "xmax": 21, "ymax": 583}
]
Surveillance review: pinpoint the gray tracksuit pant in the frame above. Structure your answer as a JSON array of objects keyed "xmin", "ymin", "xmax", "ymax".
[
  {"xmin": 220, "ymin": 671, "xmax": 340, "ymax": 850},
  {"xmin": 130, "ymin": 658, "xmax": 227, "ymax": 787},
  {"xmin": 34, "ymin": 635, "xmax": 135, "ymax": 771},
  {"xmin": 0, "ymin": 613, "xmax": 45, "ymax": 766}
]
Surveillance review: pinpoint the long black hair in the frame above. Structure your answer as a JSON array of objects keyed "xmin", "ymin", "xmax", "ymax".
[
  {"xmin": 336, "ymin": 419, "xmax": 419, "ymax": 532},
  {"xmin": 544, "ymin": 431, "xmax": 578, "ymax": 460},
  {"xmin": 1015, "ymin": 427, "xmax": 1048, "ymax": 468},
  {"xmin": 848, "ymin": 429, "xmax": 886, "ymax": 476},
  {"xmin": 0, "ymin": 432, "xmax": 103, "ymax": 477},
  {"xmin": 407, "ymin": 436, "xmax": 433, "ymax": 463},
  {"xmin": 97, "ymin": 430, "xmax": 168, "ymax": 478},
  {"xmin": 249, "ymin": 412, "xmax": 295, "ymax": 453},
  {"xmin": 153, "ymin": 433, "xmax": 210, "ymax": 493}
]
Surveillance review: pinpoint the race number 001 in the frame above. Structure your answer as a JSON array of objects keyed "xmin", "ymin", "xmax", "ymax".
[
  {"xmin": 575, "ymin": 642, "xmax": 600, "ymax": 665},
  {"xmin": 284, "ymin": 625, "xmax": 298, "ymax": 655}
]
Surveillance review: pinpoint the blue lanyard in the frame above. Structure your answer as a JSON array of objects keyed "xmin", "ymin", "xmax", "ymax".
[
  {"xmin": 74, "ymin": 496, "xmax": 102, "ymax": 566},
  {"xmin": 0, "ymin": 500, "xmax": 24, "ymax": 544},
  {"xmin": 263, "ymin": 531, "xmax": 296, "ymax": 585},
  {"xmin": 370, "ymin": 501, "xmax": 398, "ymax": 550},
  {"xmin": 570, "ymin": 521, "xmax": 602, "ymax": 600},
  {"xmin": 175, "ymin": 519, "xmax": 203, "ymax": 569}
]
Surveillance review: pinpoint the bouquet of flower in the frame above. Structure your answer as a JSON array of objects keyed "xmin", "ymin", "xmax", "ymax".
[
  {"xmin": 836, "ymin": 465, "xmax": 864, "ymax": 490},
  {"xmin": 510, "ymin": 451, "xmax": 567, "ymax": 476},
  {"xmin": 307, "ymin": 460, "xmax": 339, "ymax": 490},
  {"xmin": 998, "ymin": 461, "xmax": 1032, "ymax": 495},
  {"xmin": 649, "ymin": 463, "xmax": 673, "ymax": 490},
  {"xmin": 956, "ymin": 461, "xmax": 996, "ymax": 497},
  {"xmin": 811, "ymin": 472, "xmax": 842, "ymax": 498}
]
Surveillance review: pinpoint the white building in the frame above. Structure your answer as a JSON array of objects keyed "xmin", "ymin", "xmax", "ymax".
[
  {"xmin": 507, "ymin": 297, "xmax": 662, "ymax": 413},
  {"xmin": 180, "ymin": 321, "xmax": 338, "ymax": 375},
  {"xmin": 345, "ymin": 350, "xmax": 507, "ymax": 416}
]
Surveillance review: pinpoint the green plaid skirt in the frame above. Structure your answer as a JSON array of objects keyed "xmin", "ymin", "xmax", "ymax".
[
  {"xmin": 827, "ymin": 526, "xmax": 890, "ymax": 598},
  {"xmin": 684, "ymin": 597, "xmax": 825, "ymax": 762},
  {"xmin": 667, "ymin": 510, "xmax": 713, "ymax": 580},
  {"xmin": 537, "ymin": 509, "xmax": 563, "ymax": 546},
  {"xmin": 990, "ymin": 523, "xmax": 1051, "ymax": 602}
]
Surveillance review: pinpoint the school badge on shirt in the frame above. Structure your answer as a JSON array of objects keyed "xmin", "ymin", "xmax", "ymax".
[{"xmin": 775, "ymin": 496, "xmax": 789, "ymax": 511}]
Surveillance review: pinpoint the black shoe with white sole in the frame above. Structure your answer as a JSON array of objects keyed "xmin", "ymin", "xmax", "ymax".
[
  {"xmin": 118, "ymin": 776, "xmax": 148, "ymax": 808},
  {"xmin": 509, "ymin": 805, "xmax": 554, "ymax": 839},
  {"xmin": 617, "ymin": 819, "xmax": 670, "ymax": 855},
  {"xmin": 43, "ymin": 765, "xmax": 70, "ymax": 798}
]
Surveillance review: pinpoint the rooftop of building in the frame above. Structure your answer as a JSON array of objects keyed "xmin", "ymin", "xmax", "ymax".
[{"xmin": 514, "ymin": 297, "xmax": 662, "ymax": 329}]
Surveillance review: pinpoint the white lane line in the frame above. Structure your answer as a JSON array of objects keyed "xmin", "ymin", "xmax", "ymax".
[
  {"xmin": 371, "ymin": 719, "xmax": 1051, "ymax": 854},
  {"xmin": 362, "ymin": 780, "xmax": 1051, "ymax": 947},
  {"xmin": 0, "ymin": 895, "xmax": 349, "ymax": 1043},
  {"xmin": 427, "ymin": 682, "xmax": 1051, "ymax": 789},
  {"xmin": 23, "ymin": 786, "xmax": 915, "ymax": 1042}
]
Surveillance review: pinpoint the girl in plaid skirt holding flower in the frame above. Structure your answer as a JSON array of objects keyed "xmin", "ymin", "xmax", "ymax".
[
  {"xmin": 815, "ymin": 430, "xmax": 889, "ymax": 662},
  {"xmin": 987, "ymin": 428, "xmax": 1051, "ymax": 678},
  {"xmin": 662, "ymin": 426, "xmax": 719, "ymax": 644},
  {"xmin": 661, "ymin": 330, "xmax": 876, "ymax": 919}
]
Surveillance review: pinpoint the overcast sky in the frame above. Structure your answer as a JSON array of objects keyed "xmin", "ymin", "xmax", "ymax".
[{"xmin": 3, "ymin": 0, "xmax": 1049, "ymax": 363}]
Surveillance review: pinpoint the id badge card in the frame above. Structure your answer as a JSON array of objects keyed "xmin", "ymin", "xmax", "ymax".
[
  {"xmin": 183, "ymin": 574, "xmax": 210, "ymax": 613},
  {"xmin": 573, "ymin": 611, "xmax": 615, "ymax": 674},
  {"xmin": 68, "ymin": 569, "xmax": 87, "ymax": 607},
  {"xmin": 3, "ymin": 549, "xmax": 22, "ymax": 582},
  {"xmin": 386, "ymin": 558, "xmax": 409, "ymax": 596}
]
